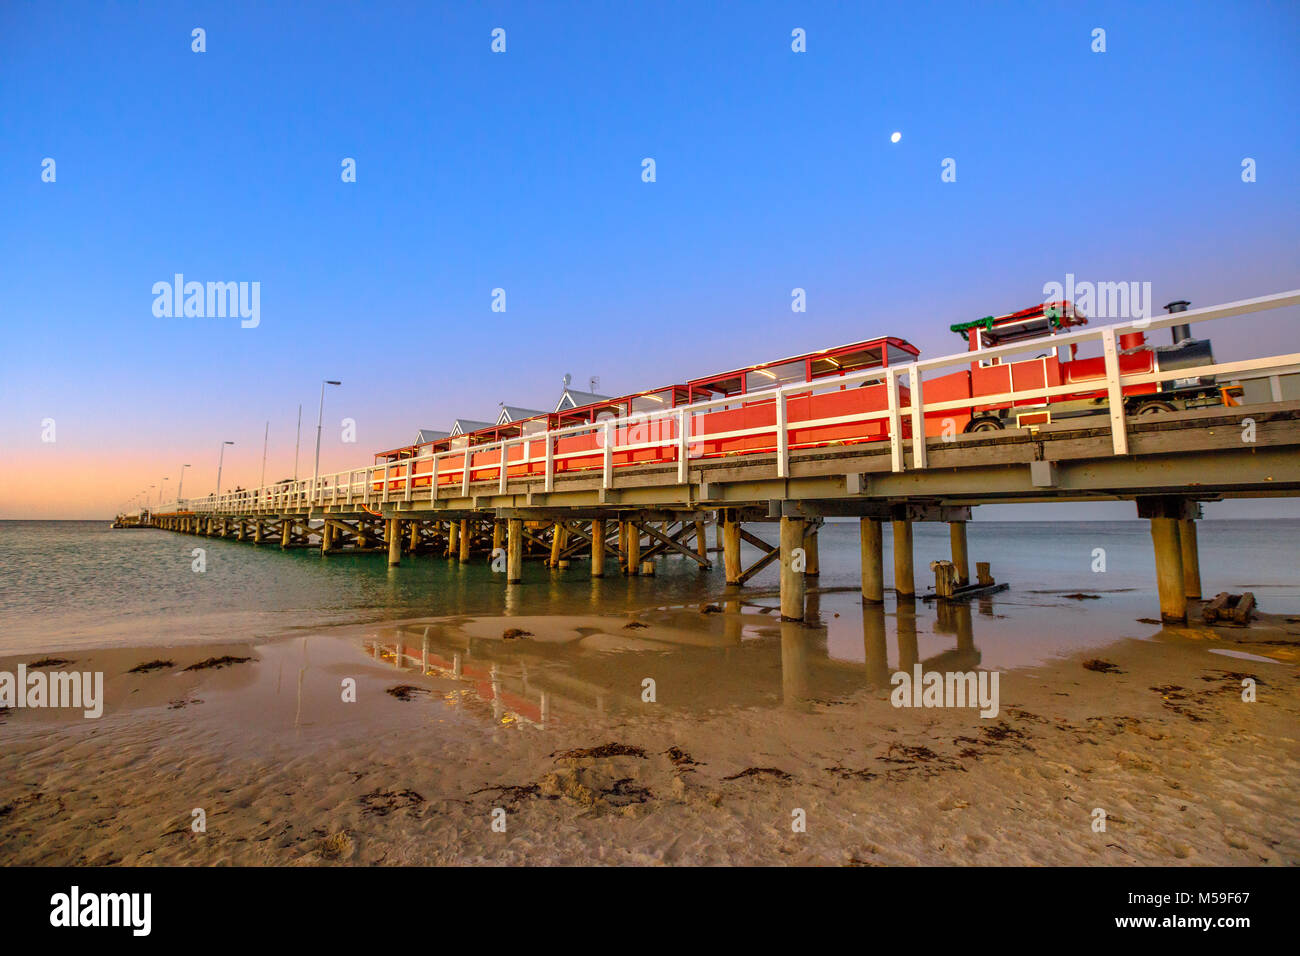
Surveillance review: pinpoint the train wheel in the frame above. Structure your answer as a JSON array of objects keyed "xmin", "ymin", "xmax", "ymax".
[
  {"xmin": 1135, "ymin": 400, "xmax": 1177, "ymax": 416},
  {"xmin": 965, "ymin": 417, "xmax": 1004, "ymax": 433}
]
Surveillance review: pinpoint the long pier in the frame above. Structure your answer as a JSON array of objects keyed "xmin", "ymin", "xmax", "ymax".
[{"xmin": 151, "ymin": 291, "xmax": 1300, "ymax": 624}]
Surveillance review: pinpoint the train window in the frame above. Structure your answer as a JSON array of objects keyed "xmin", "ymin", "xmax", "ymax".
[
  {"xmin": 976, "ymin": 330, "xmax": 1000, "ymax": 368},
  {"xmin": 810, "ymin": 346, "xmax": 883, "ymax": 377},
  {"xmin": 886, "ymin": 344, "xmax": 917, "ymax": 367},
  {"xmin": 745, "ymin": 361, "xmax": 804, "ymax": 392},
  {"xmin": 694, "ymin": 375, "xmax": 743, "ymax": 399},
  {"xmin": 630, "ymin": 391, "xmax": 672, "ymax": 415}
]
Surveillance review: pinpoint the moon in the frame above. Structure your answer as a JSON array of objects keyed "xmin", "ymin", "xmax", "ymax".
[{"xmin": 890, "ymin": 131, "xmax": 902, "ymax": 143}]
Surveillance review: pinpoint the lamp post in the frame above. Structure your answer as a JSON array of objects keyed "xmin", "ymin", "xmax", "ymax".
[
  {"xmin": 293, "ymin": 404, "xmax": 302, "ymax": 481},
  {"xmin": 259, "ymin": 421, "xmax": 269, "ymax": 490},
  {"xmin": 312, "ymin": 380, "xmax": 341, "ymax": 504},
  {"xmin": 177, "ymin": 463, "xmax": 191, "ymax": 503},
  {"xmin": 216, "ymin": 440, "xmax": 234, "ymax": 500},
  {"xmin": 158, "ymin": 476, "xmax": 168, "ymax": 510}
]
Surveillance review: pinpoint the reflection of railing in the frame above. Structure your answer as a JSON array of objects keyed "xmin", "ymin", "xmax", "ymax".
[{"xmin": 157, "ymin": 290, "xmax": 1300, "ymax": 516}]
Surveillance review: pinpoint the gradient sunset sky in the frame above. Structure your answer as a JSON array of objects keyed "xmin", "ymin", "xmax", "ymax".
[{"xmin": 2, "ymin": 1, "xmax": 1297, "ymax": 519}]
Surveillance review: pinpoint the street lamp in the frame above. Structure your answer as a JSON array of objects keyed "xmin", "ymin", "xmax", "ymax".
[
  {"xmin": 177, "ymin": 463, "xmax": 191, "ymax": 503},
  {"xmin": 159, "ymin": 476, "xmax": 169, "ymax": 510},
  {"xmin": 312, "ymin": 380, "xmax": 341, "ymax": 503},
  {"xmin": 216, "ymin": 440, "xmax": 234, "ymax": 499}
]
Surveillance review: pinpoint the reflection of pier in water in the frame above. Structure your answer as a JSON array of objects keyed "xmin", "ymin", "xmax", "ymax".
[{"xmin": 363, "ymin": 592, "xmax": 989, "ymax": 727}]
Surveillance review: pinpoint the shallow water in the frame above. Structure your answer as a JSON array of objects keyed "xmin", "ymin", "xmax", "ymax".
[{"xmin": 1, "ymin": 519, "xmax": 1296, "ymax": 669}]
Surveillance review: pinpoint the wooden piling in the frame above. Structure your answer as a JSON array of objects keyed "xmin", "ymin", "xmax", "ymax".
[
  {"xmin": 459, "ymin": 519, "xmax": 471, "ymax": 563},
  {"xmin": 409, "ymin": 520, "xmax": 419, "ymax": 554},
  {"xmin": 723, "ymin": 514, "xmax": 742, "ymax": 585},
  {"xmin": 280, "ymin": 519, "xmax": 292, "ymax": 550},
  {"xmin": 591, "ymin": 518, "xmax": 606, "ymax": 578},
  {"xmin": 549, "ymin": 521, "xmax": 564, "ymax": 568},
  {"xmin": 695, "ymin": 519, "xmax": 708, "ymax": 564},
  {"xmin": 803, "ymin": 524, "xmax": 820, "ymax": 577},
  {"xmin": 892, "ymin": 518, "xmax": 915, "ymax": 598},
  {"xmin": 626, "ymin": 521, "xmax": 641, "ymax": 573},
  {"xmin": 321, "ymin": 521, "xmax": 334, "ymax": 555},
  {"xmin": 1150, "ymin": 517, "xmax": 1186, "ymax": 623},
  {"xmin": 860, "ymin": 517, "xmax": 884, "ymax": 603},
  {"xmin": 949, "ymin": 520, "xmax": 970, "ymax": 586},
  {"xmin": 1179, "ymin": 517, "xmax": 1201, "ymax": 599},
  {"xmin": 779, "ymin": 516, "xmax": 806, "ymax": 621},
  {"xmin": 492, "ymin": 519, "xmax": 504, "ymax": 558},
  {"xmin": 447, "ymin": 520, "xmax": 459, "ymax": 557},
  {"xmin": 388, "ymin": 518, "xmax": 402, "ymax": 566},
  {"xmin": 507, "ymin": 517, "xmax": 523, "ymax": 583}
]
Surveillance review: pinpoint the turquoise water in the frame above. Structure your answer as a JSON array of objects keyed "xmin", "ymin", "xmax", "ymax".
[{"xmin": 1, "ymin": 519, "xmax": 1296, "ymax": 659}]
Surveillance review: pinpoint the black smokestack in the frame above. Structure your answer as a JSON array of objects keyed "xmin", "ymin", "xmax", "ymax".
[{"xmin": 1164, "ymin": 299, "xmax": 1191, "ymax": 344}]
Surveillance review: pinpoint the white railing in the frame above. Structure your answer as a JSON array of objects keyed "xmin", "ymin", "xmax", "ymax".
[{"xmin": 156, "ymin": 289, "xmax": 1300, "ymax": 516}]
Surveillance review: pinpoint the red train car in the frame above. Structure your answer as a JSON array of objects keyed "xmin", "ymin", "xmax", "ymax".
[{"xmin": 684, "ymin": 336, "xmax": 919, "ymax": 457}]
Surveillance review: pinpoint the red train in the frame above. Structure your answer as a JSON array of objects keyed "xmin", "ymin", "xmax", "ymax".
[
  {"xmin": 921, "ymin": 299, "xmax": 1231, "ymax": 435},
  {"xmin": 369, "ymin": 300, "xmax": 1232, "ymax": 492}
]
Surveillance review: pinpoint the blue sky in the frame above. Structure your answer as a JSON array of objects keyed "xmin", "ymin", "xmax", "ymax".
[{"xmin": 1, "ymin": 0, "xmax": 1297, "ymax": 517}]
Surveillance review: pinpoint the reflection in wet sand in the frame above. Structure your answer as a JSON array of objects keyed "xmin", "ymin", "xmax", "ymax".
[{"xmin": 359, "ymin": 590, "xmax": 1005, "ymax": 729}]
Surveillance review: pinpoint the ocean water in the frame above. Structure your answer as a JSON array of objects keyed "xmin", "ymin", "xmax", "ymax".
[{"xmin": 1, "ymin": 519, "xmax": 1296, "ymax": 665}]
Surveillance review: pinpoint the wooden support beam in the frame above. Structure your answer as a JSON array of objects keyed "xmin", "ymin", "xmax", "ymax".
[
  {"xmin": 892, "ymin": 518, "xmax": 915, "ymax": 598},
  {"xmin": 1151, "ymin": 517, "xmax": 1186, "ymax": 623},
  {"xmin": 735, "ymin": 529, "xmax": 780, "ymax": 586},
  {"xmin": 802, "ymin": 522, "xmax": 819, "ymax": 577},
  {"xmin": 723, "ymin": 513, "xmax": 743, "ymax": 585},
  {"xmin": 548, "ymin": 521, "xmax": 565, "ymax": 568},
  {"xmin": 507, "ymin": 517, "xmax": 523, "ymax": 584},
  {"xmin": 591, "ymin": 518, "xmax": 606, "ymax": 577},
  {"xmin": 388, "ymin": 518, "xmax": 402, "ymax": 566},
  {"xmin": 949, "ymin": 520, "xmax": 970, "ymax": 587},
  {"xmin": 860, "ymin": 517, "xmax": 884, "ymax": 603},
  {"xmin": 780, "ymin": 516, "xmax": 806, "ymax": 621},
  {"xmin": 640, "ymin": 520, "xmax": 711, "ymax": 567},
  {"xmin": 1179, "ymin": 517, "xmax": 1201, "ymax": 599},
  {"xmin": 626, "ymin": 520, "xmax": 641, "ymax": 574}
]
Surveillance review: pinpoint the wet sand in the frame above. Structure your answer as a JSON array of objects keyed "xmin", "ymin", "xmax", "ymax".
[{"xmin": 1, "ymin": 597, "xmax": 1297, "ymax": 866}]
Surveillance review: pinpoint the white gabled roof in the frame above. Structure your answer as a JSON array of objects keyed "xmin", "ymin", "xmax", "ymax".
[
  {"xmin": 554, "ymin": 388, "xmax": 613, "ymax": 412},
  {"xmin": 415, "ymin": 428, "xmax": 450, "ymax": 444},
  {"xmin": 495, "ymin": 405, "xmax": 547, "ymax": 425},
  {"xmin": 450, "ymin": 419, "xmax": 494, "ymax": 436}
]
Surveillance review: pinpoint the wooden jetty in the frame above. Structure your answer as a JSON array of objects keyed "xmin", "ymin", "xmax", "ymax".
[{"xmin": 148, "ymin": 291, "xmax": 1300, "ymax": 625}]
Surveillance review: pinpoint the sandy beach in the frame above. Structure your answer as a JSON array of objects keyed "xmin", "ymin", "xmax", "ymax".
[{"xmin": 2, "ymin": 596, "xmax": 1296, "ymax": 866}]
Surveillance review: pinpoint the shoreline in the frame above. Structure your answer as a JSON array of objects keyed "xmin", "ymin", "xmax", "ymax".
[{"xmin": 2, "ymin": 602, "xmax": 1296, "ymax": 865}]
